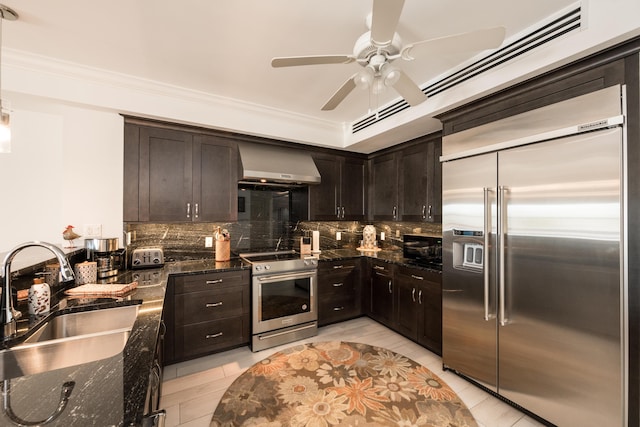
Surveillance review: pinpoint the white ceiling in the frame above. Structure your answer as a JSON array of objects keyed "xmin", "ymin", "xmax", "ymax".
[{"xmin": 2, "ymin": 0, "xmax": 579, "ymax": 147}]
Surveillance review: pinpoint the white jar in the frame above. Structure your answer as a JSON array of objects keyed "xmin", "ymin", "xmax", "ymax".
[
  {"xmin": 363, "ymin": 225, "xmax": 376, "ymax": 249},
  {"xmin": 28, "ymin": 278, "xmax": 50, "ymax": 315}
]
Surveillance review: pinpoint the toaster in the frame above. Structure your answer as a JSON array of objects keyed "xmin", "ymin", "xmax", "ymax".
[{"xmin": 130, "ymin": 247, "xmax": 165, "ymax": 269}]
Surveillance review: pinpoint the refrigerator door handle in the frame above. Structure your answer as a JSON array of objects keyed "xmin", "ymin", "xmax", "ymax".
[
  {"xmin": 498, "ymin": 185, "xmax": 508, "ymax": 326},
  {"xmin": 483, "ymin": 187, "xmax": 492, "ymax": 321}
]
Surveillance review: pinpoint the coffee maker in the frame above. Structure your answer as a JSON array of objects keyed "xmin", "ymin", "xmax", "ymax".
[{"xmin": 85, "ymin": 238, "xmax": 126, "ymax": 278}]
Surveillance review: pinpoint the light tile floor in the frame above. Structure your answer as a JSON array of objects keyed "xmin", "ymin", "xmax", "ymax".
[{"xmin": 161, "ymin": 317, "xmax": 548, "ymax": 427}]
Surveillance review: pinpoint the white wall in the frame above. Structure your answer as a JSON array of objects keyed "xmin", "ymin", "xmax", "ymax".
[{"xmin": 0, "ymin": 97, "xmax": 123, "ymax": 262}]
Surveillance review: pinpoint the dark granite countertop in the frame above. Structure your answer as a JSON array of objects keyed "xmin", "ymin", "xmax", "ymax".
[
  {"xmin": 2, "ymin": 251, "xmax": 436, "ymax": 426},
  {"xmin": 317, "ymin": 248, "xmax": 442, "ymax": 273},
  {"xmin": 3, "ymin": 258, "xmax": 249, "ymax": 427}
]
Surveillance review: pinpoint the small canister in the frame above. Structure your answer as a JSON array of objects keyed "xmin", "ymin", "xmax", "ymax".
[
  {"xmin": 74, "ymin": 261, "xmax": 98, "ymax": 285},
  {"xmin": 28, "ymin": 278, "xmax": 50, "ymax": 315},
  {"xmin": 215, "ymin": 228, "xmax": 230, "ymax": 262}
]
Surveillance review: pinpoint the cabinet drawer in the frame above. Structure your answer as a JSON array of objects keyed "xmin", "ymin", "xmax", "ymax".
[
  {"xmin": 318, "ymin": 273, "xmax": 356, "ymax": 296},
  {"xmin": 175, "ymin": 287, "xmax": 248, "ymax": 325},
  {"xmin": 319, "ymin": 294, "xmax": 359, "ymax": 326},
  {"xmin": 173, "ymin": 269, "xmax": 249, "ymax": 294},
  {"xmin": 370, "ymin": 261, "xmax": 393, "ymax": 274},
  {"xmin": 395, "ymin": 267, "xmax": 441, "ymax": 285},
  {"xmin": 318, "ymin": 260, "xmax": 358, "ymax": 274},
  {"xmin": 177, "ymin": 314, "xmax": 250, "ymax": 359}
]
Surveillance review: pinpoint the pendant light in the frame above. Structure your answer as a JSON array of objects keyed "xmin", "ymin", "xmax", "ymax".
[{"xmin": 0, "ymin": 4, "xmax": 17, "ymax": 154}]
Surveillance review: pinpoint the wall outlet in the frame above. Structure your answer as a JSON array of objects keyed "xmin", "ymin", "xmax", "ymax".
[
  {"xmin": 396, "ymin": 229, "xmax": 400, "ymax": 238},
  {"xmin": 336, "ymin": 231, "xmax": 342, "ymax": 241},
  {"xmin": 205, "ymin": 236, "xmax": 213, "ymax": 248},
  {"xmin": 84, "ymin": 224, "xmax": 102, "ymax": 237}
]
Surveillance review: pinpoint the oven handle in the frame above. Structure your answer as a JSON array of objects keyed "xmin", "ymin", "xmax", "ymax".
[
  {"xmin": 257, "ymin": 271, "xmax": 315, "ymax": 282},
  {"xmin": 258, "ymin": 322, "xmax": 317, "ymax": 340}
]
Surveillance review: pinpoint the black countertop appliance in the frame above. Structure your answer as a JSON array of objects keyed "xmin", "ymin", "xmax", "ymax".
[{"xmin": 402, "ymin": 234, "xmax": 442, "ymax": 270}]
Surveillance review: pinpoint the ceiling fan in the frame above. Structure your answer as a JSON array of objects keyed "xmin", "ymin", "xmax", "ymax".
[{"xmin": 271, "ymin": 0, "xmax": 505, "ymax": 111}]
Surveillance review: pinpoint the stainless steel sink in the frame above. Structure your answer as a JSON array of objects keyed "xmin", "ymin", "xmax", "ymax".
[{"xmin": 0, "ymin": 303, "xmax": 140, "ymax": 380}]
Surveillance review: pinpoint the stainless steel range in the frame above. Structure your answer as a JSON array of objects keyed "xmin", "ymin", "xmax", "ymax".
[{"xmin": 241, "ymin": 250, "xmax": 318, "ymax": 352}]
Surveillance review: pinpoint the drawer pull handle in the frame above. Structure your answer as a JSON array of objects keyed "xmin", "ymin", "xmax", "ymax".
[
  {"xmin": 206, "ymin": 302, "xmax": 223, "ymax": 308},
  {"xmin": 333, "ymin": 306, "xmax": 345, "ymax": 311},
  {"xmin": 411, "ymin": 275, "xmax": 424, "ymax": 280},
  {"xmin": 333, "ymin": 265, "xmax": 344, "ymax": 269},
  {"xmin": 206, "ymin": 279, "xmax": 223, "ymax": 285},
  {"xmin": 332, "ymin": 283, "xmax": 343, "ymax": 287},
  {"xmin": 373, "ymin": 265, "xmax": 385, "ymax": 271},
  {"xmin": 206, "ymin": 332, "xmax": 223, "ymax": 339}
]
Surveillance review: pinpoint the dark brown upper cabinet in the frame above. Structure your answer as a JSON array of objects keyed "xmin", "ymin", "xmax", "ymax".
[
  {"xmin": 310, "ymin": 153, "xmax": 366, "ymax": 221},
  {"xmin": 399, "ymin": 136, "xmax": 442, "ymax": 223},
  {"xmin": 370, "ymin": 152, "xmax": 399, "ymax": 221},
  {"xmin": 369, "ymin": 132, "xmax": 442, "ymax": 222},
  {"xmin": 124, "ymin": 122, "xmax": 237, "ymax": 222}
]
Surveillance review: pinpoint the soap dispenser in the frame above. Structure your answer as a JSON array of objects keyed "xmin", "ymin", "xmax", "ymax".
[{"xmin": 28, "ymin": 277, "xmax": 50, "ymax": 315}]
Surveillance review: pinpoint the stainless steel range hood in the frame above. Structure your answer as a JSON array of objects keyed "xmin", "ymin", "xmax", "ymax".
[{"xmin": 238, "ymin": 142, "xmax": 321, "ymax": 185}]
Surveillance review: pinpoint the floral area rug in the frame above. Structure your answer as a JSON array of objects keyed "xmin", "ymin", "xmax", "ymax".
[{"xmin": 210, "ymin": 341, "xmax": 478, "ymax": 427}]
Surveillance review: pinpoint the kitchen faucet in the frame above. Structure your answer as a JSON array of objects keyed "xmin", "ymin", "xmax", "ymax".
[{"xmin": 0, "ymin": 241, "xmax": 75, "ymax": 341}]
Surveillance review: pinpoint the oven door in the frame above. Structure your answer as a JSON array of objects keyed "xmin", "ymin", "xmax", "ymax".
[{"xmin": 252, "ymin": 269, "xmax": 317, "ymax": 334}]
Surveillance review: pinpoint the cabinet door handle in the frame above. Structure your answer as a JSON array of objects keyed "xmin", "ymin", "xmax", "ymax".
[
  {"xmin": 341, "ymin": 207, "xmax": 345, "ymax": 219},
  {"xmin": 411, "ymin": 274, "xmax": 424, "ymax": 281},
  {"xmin": 333, "ymin": 306, "xmax": 345, "ymax": 311},
  {"xmin": 206, "ymin": 302, "xmax": 223, "ymax": 308},
  {"xmin": 373, "ymin": 265, "xmax": 385, "ymax": 271},
  {"xmin": 206, "ymin": 279, "xmax": 223, "ymax": 285},
  {"xmin": 336, "ymin": 206, "xmax": 341, "ymax": 218},
  {"xmin": 333, "ymin": 283, "xmax": 344, "ymax": 287},
  {"xmin": 333, "ymin": 265, "xmax": 344, "ymax": 269},
  {"xmin": 428, "ymin": 205, "xmax": 432, "ymax": 219},
  {"xmin": 422, "ymin": 205, "xmax": 427, "ymax": 219},
  {"xmin": 206, "ymin": 332, "xmax": 223, "ymax": 339},
  {"xmin": 388, "ymin": 280, "xmax": 392, "ymax": 294},
  {"xmin": 418, "ymin": 289, "xmax": 423, "ymax": 305},
  {"xmin": 194, "ymin": 203, "xmax": 199, "ymax": 219},
  {"xmin": 186, "ymin": 202, "xmax": 191, "ymax": 219},
  {"xmin": 412, "ymin": 287, "xmax": 416, "ymax": 302},
  {"xmin": 393, "ymin": 206, "xmax": 397, "ymax": 220}
]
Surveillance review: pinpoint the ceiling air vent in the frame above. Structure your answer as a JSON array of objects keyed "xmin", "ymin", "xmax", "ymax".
[{"xmin": 352, "ymin": 4, "xmax": 582, "ymax": 134}]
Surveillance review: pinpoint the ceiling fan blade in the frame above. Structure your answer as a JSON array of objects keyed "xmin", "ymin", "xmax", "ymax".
[
  {"xmin": 271, "ymin": 55, "xmax": 355, "ymax": 68},
  {"xmin": 371, "ymin": 0, "xmax": 405, "ymax": 47},
  {"xmin": 321, "ymin": 75, "xmax": 358, "ymax": 111},
  {"xmin": 392, "ymin": 70, "xmax": 427, "ymax": 107},
  {"xmin": 401, "ymin": 27, "xmax": 506, "ymax": 61}
]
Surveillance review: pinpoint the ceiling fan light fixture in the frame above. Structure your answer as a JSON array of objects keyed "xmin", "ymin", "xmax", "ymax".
[
  {"xmin": 381, "ymin": 64, "xmax": 400, "ymax": 87},
  {"xmin": 354, "ymin": 67, "xmax": 374, "ymax": 90}
]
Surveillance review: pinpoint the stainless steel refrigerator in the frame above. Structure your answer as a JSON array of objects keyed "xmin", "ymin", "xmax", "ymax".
[{"xmin": 441, "ymin": 85, "xmax": 626, "ymax": 426}]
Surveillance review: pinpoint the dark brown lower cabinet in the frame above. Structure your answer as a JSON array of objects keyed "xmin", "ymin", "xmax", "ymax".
[
  {"xmin": 163, "ymin": 269, "xmax": 250, "ymax": 365},
  {"xmin": 368, "ymin": 261, "xmax": 395, "ymax": 325},
  {"xmin": 367, "ymin": 260, "xmax": 442, "ymax": 355},
  {"xmin": 395, "ymin": 266, "xmax": 442, "ymax": 355},
  {"xmin": 318, "ymin": 259, "xmax": 362, "ymax": 326}
]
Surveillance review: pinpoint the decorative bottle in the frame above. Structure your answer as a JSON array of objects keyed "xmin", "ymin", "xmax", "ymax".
[{"xmin": 28, "ymin": 277, "xmax": 50, "ymax": 315}]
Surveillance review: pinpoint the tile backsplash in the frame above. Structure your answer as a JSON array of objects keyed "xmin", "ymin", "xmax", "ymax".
[{"xmin": 125, "ymin": 221, "xmax": 441, "ymax": 261}]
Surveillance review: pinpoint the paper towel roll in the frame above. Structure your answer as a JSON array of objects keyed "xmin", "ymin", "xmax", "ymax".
[{"xmin": 312, "ymin": 230, "xmax": 320, "ymax": 253}]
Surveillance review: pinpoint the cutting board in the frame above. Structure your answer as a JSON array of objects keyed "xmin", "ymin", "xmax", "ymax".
[{"xmin": 65, "ymin": 282, "xmax": 138, "ymax": 297}]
